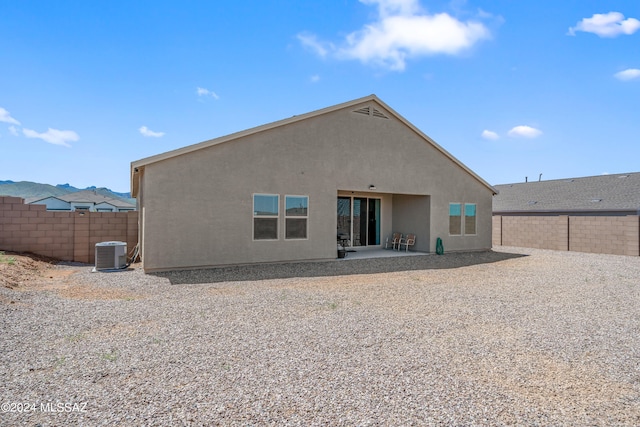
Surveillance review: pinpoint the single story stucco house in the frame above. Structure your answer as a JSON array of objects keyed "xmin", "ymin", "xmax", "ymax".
[
  {"xmin": 131, "ymin": 95, "xmax": 496, "ymax": 272},
  {"xmin": 26, "ymin": 190, "xmax": 136, "ymax": 212}
]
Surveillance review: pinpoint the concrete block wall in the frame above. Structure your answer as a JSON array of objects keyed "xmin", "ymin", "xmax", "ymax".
[
  {"xmin": 500, "ymin": 215, "xmax": 569, "ymax": 251},
  {"xmin": 0, "ymin": 197, "xmax": 74, "ymax": 260},
  {"xmin": 0, "ymin": 196, "xmax": 138, "ymax": 264},
  {"xmin": 492, "ymin": 216, "xmax": 502, "ymax": 246},
  {"xmin": 493, "ymin": 214, "xmax": 640, "ymax": 256},
  {"xmin": 569, "ymin": 216, "xmax": 640, "ymax": 256}
]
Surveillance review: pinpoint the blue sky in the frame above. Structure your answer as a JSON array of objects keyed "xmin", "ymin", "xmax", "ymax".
[{"xmin": 1, "ymin": 0, "xmax": 639, "ymax": 192}]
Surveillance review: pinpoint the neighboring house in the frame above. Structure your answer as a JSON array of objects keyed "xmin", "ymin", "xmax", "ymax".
[
  {"xmin": 493, "ymin": 172, "xmax": 640, "ymax": 216},
  {"xmin": 131, "ymin": 95, "xmax": 496, "ymax": 272},
  {"xmin": 26, "ymin": 190, "xmax": 136, "ymax": 212},
  {"xmin": 493, "ymin": 172, "xmax": 640, "ymax": 256},
  {"xmin": 24, "ymin": 196, "xmax": 71, "ymax": 211}
]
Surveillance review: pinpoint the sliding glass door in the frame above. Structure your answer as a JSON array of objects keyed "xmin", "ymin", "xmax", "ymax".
[
  {"xmin": 337, "ymin": 197, "xmax": 352, "ymax": 245},
  {"xmin": 337, "ymin": 196, "xmax": 380, "ymax": 247},
  {"xmin": 353, "ymin": 198, "xmax": 366, "ymax": 246}
]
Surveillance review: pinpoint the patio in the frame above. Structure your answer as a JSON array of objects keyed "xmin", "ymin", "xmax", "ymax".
[{"xmin": 338, "ymin": 247, "xmax": 428, "ymax": 260}]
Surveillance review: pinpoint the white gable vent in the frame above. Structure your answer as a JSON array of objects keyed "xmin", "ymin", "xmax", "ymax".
[
  {"xmin": 353, "ymin": 105, "xmax": 389, "ymax": 119},
  {"xmin": 372, "ymin": 108, "xmax": 388, "ymax": 119},
  {"xmin": 354, "ymin": 106, "xmax": 370, "ymax": 115},
  {"xmin": 94, "ymin": 241, "xmax": 127, "ymax": 271}
]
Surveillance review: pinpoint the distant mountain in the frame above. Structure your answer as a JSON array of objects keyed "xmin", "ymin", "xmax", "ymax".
[
  {"xmin": 0, "ymin": 180, "xmax": 134, "ymax": 204},
  {"xmin": 0, "ymin": 181, "xmax": 72, "ymax": 198}
]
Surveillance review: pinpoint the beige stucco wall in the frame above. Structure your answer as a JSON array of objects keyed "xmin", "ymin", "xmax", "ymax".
[
  {"xmin": 392, "ymin": 194, "xmax": 430, "ymax": 251},
  {"xmin": 136, "ymin": 100, "xmax": 494, "ymax": 271}
]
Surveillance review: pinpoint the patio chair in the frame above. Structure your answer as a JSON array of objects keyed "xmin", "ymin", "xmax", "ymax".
[
  {"xmin": 398, "ymin": 234, "xmax": 416, "ymax": 252},
  {"xmin": 385, "ymin": 232, "xmax": 402, "ymax": 250}
]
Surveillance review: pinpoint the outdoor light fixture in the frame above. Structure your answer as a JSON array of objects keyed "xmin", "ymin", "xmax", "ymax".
[{"xmin": 369, "ymin": 185, "xmax": 376, "ymax": 190}]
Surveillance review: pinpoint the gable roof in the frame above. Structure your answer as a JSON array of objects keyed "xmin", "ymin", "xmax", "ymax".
[
  {"xmin": 493, "ymin": 172, "xmax": 640, "ymax": 214},
  {"xmin": 131, "ymin": 94, "xmax": 496, "ymax": 197},
  {"xmin": 24, "ymin": 195, "xmax": 68, "ymax": 204}
]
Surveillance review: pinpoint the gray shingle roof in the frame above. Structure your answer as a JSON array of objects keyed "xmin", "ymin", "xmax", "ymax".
[{"xmin": 493, "ymin": 172, "xmax": 640, "ymax": 214}]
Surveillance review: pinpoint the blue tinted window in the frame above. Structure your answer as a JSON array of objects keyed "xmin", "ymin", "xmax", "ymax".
[
  {"xmin": 254, "ymin": 194, "xmax": 278, "ymax": 216},
  {"xmin": 465, "ymin": 204, "xmax": 476, "ymax": 216},
  {"xmin": 285, "ymin": 196, "xmax": 308, "ymax": 216}
]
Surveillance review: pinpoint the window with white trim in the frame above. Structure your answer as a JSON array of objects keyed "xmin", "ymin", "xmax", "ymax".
[
  {"xmin": 253, "ymin": 194, "xmax": 279, "ymax": 240},
  {"xmin": 464, "ymin": 203, "xmax": 476, "ymax": 235},
  {"xmin": 285, "ymin": 195, "xmax": 308, "ymax": 239}
]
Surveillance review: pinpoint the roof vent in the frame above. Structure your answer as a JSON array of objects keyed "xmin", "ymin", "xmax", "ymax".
[
  {"xmin": 527, "ymin": 201, "xmax": 537, "ymax": 205},
  {"xmin": 618, "ymin": 175, "xmax": 629, "ymax": 178},
  {"xmin": 353, "ymin": 105, "xmax": 389, "ymax": 119},
  {"xmin": 564, "ymin": 179, "xmax": 574, "ymax": 182},
  {"xmin": 372, "ymin": 108, "xmax": 388, "ymax": 119},
  {"xmin": 354, "ymin": 106, "xmax": 370, "ymax": 115},
  {"xmin": 590, "ymin": 199, "xmax": 602, "ymax": 203}
]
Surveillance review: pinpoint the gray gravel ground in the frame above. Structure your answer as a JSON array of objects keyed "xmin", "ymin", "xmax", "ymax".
[{"xmin": 1, "ymin": 247, "xmax": 639, "ymax": 426}]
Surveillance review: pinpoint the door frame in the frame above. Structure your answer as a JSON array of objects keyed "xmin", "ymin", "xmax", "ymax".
[{"xmin": 337, "ymin": 195, "xmax": 381, "ymax": 248}]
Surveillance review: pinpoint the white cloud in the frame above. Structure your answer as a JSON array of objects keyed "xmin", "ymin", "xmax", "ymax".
[
  {"xmin": 614, "ymin": 68, "xmax": 640, "ymax": 81},
  {"xmin": 364, "ymin": 0, "xmax": 421, "ymax": 17},
  {"xmin": 297, "ymin": 33, "xmax": 333, "ymax": 58},
  {"xmin": 568, "ymin": 12, "xmax": 640, "ymax": 37},
  {"xmin": 481, "ymin": 130, "xmax": 499, "ymax": 140},
  {"xmin": 310, "ymin": 74, "xmax": 320, "ymax": 83},
  {"xmin": 22, "ymin": 128, "xmax": 78, "ymax": 147},
  {"xmin": 8, "ymin": 125, "xmax": 19, "ymax": 136},
  {"xmin": 196, "ymin": 87, "xmax": 220, "ymax": 99},
  {"xmin": 299, "ymin": 0, "xmax": 491, "ymax": 71},
  {"xmin": 0, "ymin": 107, "xmax": 21, "ymax": 125},
  {"xmin": 139, "ymin": 126, "xmax": 165, "ymax": 138},
  {"xmin": 508, "ymin": 125, "xmax": 542, "ymax": 139}
]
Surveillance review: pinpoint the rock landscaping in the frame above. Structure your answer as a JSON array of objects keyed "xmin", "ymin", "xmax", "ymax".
[{"xmin": 1, "ymin": 247, "xmax": 639, "ymax": 425}]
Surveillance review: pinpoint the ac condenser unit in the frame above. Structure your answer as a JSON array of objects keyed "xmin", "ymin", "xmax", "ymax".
[{"xmin": 94, "ymin": 241, "xmax": 127, "ymax": 271}]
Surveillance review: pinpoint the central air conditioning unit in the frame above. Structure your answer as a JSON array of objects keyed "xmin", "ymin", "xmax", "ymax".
[{"xmin": 94, "ymin": 241, "xmax": 127, "ymax": 272}]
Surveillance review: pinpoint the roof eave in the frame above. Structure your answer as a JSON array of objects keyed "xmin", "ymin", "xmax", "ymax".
[{"xmin": 131, "ymin": 165, "xmax": 141, "ymax": 198}]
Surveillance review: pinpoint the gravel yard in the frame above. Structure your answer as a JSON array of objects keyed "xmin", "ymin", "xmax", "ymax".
[{"xmin": 1, "ymin": 247, "xmax": 639, "ymax": 426}]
